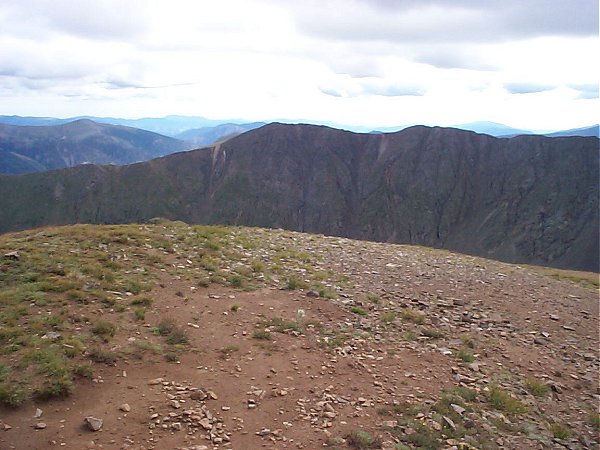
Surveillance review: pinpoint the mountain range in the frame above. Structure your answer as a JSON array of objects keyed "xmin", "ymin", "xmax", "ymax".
[
  {"xmin": 0, "ymin": 115, "xmax": 228, "ymax": 137},
  {"xmin": 176, "ymin": 122, "xmax": 266, "ymax": 147},
  {"xmin": 0, "ymin": 119, "xmax": 190, "ymax": 174},
  {"xmin": 1, "ymin": 123, "xmax": 597, "ymax": 272},
  {"xmin": 1, "ymin": 115, "xmax": 598, "ymax": 138}
]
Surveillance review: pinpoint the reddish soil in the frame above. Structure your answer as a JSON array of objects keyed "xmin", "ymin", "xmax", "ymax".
[{"xmin": 0, "ymin": 235, "xmax": 598, "ymax": 450}]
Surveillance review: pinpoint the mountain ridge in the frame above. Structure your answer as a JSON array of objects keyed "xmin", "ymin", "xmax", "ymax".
[
  {"xmin": 0, "ymin": 119, "xmax": 190, "ymax": 174},
  {"xmin": 1, "ymin": 123, "xmax": 597, "ymax": 271}
]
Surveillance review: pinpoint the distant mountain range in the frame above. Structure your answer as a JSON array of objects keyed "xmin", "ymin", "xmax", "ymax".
[
  {"xmin": 544, "ymin": 125, "xmax": 600, "ymax": 138},
  {"xmin": 1, "ymin": 115, "xmax": 597, "ymax": 138},
  {"xmin": 1, "ymin": 116, "xmax": 598, "ymax": 175},
  {"xmin": 0, "ymin": 115, "xmax": 229, "ymax": 137},
  {"xmin": 176, "ymin": 122, "xmax": 266, "ymax": 147},
  {"xmin": 0, "ymin": 119, "xmax": 190, "ymax": 174},
  {"xmin": 1, "ymin": 123, "xmax": 597, "ymax": 272}
]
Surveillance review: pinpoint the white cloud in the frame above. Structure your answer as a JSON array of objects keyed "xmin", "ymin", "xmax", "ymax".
[{"xmin": 0, "ymin": 0, "xmax": 597, "ymax": 130}]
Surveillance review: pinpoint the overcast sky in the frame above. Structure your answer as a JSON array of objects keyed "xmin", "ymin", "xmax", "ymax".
[{"xmin": 0, "ymin": 0, "xmax": 597, "ymax": 130}]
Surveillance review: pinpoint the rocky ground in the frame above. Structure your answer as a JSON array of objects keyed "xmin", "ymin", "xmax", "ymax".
[{"xmin": 0, "ymin": 223, "xmax": 598, "ymax": 449}]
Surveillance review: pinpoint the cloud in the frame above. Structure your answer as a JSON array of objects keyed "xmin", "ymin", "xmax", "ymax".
[
  {"xmin": 0, "ymin": 0, "xmax": 148, "ymax": 41},
  {"xmin": 504, "ymin": 82, "xmax": 556, "ymax": 94},
  {"xmin": 412, "ymin": 46, "xmax": 497, "ymax": 70},
  {"xmin": 288, "ymin": 0, "xmax": 598, "ymax": 44},
  {"xmin": 320, "ymin": 76, "xmax": 424, "ymax": 98},
  {"xmin": 570, "ymin": 83, "xmax": 599, "ymax": 99},
  {"xmin": 0, "ymin": 0, "xmax": 597, "ymax": 131}
]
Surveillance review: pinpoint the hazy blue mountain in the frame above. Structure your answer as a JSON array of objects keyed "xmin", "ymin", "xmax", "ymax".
[
  {"xmin": 176, "ymin": 122, "xmax": 267, "ymax": 147},
  {"xmin": 0, "ymin": 119, "xmax": 189, "ymax": 174},
  {"xmin": 0, "ymin": 115, "xmax": 72, "ymax": 126},
  {"xmin": 545, "ymin": 125, "xmax": 599, "ymax": 138},
  {"xmin": 0, "ymin": 115, "xmax": 241, "ymax": 137},
  {"xmin": 452, "ymin": 121, "xmax": 534, "ymax": 137}
]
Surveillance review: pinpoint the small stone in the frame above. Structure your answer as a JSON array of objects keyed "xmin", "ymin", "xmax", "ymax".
[
  {"xmin": 171, "ymin": 422, "xmax": 182, "ymax": 431},
  {"xmin": 306, "ymin": 290, "xmax": 320, "ymax": 298},
  {"xmin": 4, "ymin": 251, "xmax": 20, "ymax": 260},
  {"xmin": 207, "ymin": 390, "xmax": 218, "ymax": 400},
  {"xmin": 33, "ymin": 408, "xmax": 43, "ymax": 418},
  {"xmin": 442, "ymin": 416, "xmax": 456, "ymax": 430},
  {"xmin": 119, "ymin": 404, "xmax": 131, "ymax": 412},
  {"xmin": 583, "ymin": 353, "xmax": 595, "ymax": 361},
  {"xmin": 170, "ymin": 400, "xmax": 180, "ymax": 409},
  {"xmin": 35, "ymin": 422, "xmax": 47, "ymax": 430},
  {"xmin": 148, "ymin": 378, "xmax": 164, "ymax": 385},
  {"xmin": 450, "ymin": 404, "xmax": 466, "ymax": 415},
  {"xmin": 190, "ymin": 390, "xmax": 207, "ymax": 401},
  {"xmin": 199, "ymin": 418, "xmax": 212, "ymax": 430},
  {"xmin": 257, "ymin": 428, "xmax": 271, "ymax": 436},
  {"xmin": 41, "ymin": 331, "xmax": 61, "ymax": 340},
  {"xmin": 84, "ymin": 417, "xmax": 103, "ymax": 432}
]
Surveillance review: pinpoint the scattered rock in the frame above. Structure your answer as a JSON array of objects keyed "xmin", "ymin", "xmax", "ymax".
[
  {"xmin": 41, "ymin": 331, "xmax": 61, "ymax": 340},
  {"xmin": 34, "ymin": 422, "xmax": 46, "ymax": 430},
  {"xmin": 450, "ymin": 404, "xmax": 466, "ymax": 415},
  {"xmin": 119, "ymin": 404, "xmax": 131, "ymax": 412},
  {"xmin": 84, "ymin": 417, "xmax": 103, "ymax": 432},
  {"xmin": 4, "ymin": 251, "xmax": 20, "ymax": 260}
]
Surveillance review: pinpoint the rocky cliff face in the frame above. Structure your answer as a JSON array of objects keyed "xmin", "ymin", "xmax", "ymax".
[{"xmin": 0, "ymin": 123, "xmax": 597, "ymax": 271}]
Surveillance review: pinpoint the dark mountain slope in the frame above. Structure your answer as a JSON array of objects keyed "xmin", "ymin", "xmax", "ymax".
[
  {"xmin": 0, "ymin": 119, "xmax": 190, "ymax": 173},
  {"xmin": 0, "ymin": 123, "xmax": 597, "ymax": 271}
]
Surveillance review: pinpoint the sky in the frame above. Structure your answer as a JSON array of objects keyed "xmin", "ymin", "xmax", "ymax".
[{"xmin": 0, "ymin": 0, "xmax": 598, "ymax": 131}]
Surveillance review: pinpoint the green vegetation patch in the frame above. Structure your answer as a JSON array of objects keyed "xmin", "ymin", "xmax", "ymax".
[{"xmin": 0, "ymin": 220, "xmax": 348, "ymax": 407}]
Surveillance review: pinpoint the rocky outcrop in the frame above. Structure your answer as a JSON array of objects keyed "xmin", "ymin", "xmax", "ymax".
[{"xmin": 0, "ymin": 123, "xmax": 597, "ymax": 271}]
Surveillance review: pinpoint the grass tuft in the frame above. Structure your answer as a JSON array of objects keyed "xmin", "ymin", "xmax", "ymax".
[
  {"xmin": 550, "ymin": 422, "xmax": 571, "ymax": 440},
  {"xmin": 400, "ymin": 309, "xmax": 425, "ymax": 324},
  {"xmin": 488, "ymin": 385, "xmax": 527, "ymax": 415},
  {"xmin": 350, "ymin": 306, "xmax": 368, "ymax": 316},
  {"xmin": 346, "ymin": 429, "xmax": 380, "ymax": 449},
  {"xmin": 524, "ymin": 378, "xmax": 549, "ymax": 397}
]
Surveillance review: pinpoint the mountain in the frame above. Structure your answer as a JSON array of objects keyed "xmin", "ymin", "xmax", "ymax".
[
  {"xmin": 452, "ymin": 121, "xmax": 534, "ymax": 137},
  {"xmin": 0, "ymin": 115, "xmax": 252, "ymax": 137},
  {"xmin": 0, "ymin": 123, "xmax": 597, "ymax": 271},
  {"xmin": 545, "ymin": 124, "xmax": 599, "ymax": 138},
  {"xmin": 0, "ymin": 119, "xmax": 190, "ymax": 174},
  {"xmin": 176, "ymin": 122, "xmax": 266, "ymax": 147},
  {"xmin": 80, "ymin": 115, "xmax": 230, "ymax": 136},
  {"xmin": 0, "ymin": 115, "xmax": 70, "ymax": 127}
]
